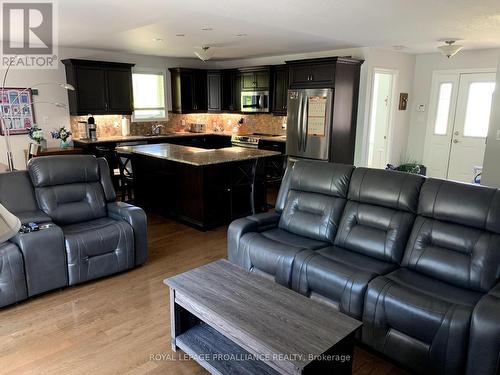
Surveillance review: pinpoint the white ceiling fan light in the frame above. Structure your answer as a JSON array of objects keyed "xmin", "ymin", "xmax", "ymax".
[
  {"xmin": 438, "ymin": 40, "xmax": 463, "ymax": 58},
  {"xmin": 194, "ymin": 46, "xmax": 214, "ymax": 62}
]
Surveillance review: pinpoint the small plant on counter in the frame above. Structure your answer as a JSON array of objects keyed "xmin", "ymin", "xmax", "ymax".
[{"xmin": 51, "ymin": 126, "xmax": 73, "ymax": 148}]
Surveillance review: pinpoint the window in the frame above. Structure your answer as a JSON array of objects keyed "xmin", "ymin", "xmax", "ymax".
[
  {"xmin": 463, "ymin": 81, "xmax": 496, "ymax": 137},
  {"xmin": 434, "ymin": 82, "xmax": 453, "ymax": 135},
  {"xmin": 132, "ymin": 72, "xmax": 166, "ymax": 121}
]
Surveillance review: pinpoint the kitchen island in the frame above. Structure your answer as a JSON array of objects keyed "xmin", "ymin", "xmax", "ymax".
[{"xmin": 123, "ymin": 143, "xmax": 282, "ymax": 230}]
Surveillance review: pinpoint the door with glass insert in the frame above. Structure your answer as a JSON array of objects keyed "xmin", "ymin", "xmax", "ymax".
[
  {"xmin": 447, "ymin": 73, "xmax": 496, "ymax": 182},
  {"xmin": 424, "ymin": 72, "xmax": 496, "ymax": 183}
]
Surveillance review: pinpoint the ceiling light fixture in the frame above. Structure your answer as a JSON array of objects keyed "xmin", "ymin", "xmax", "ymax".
[
  {"xmin": 194, "ymin": 46, "xmax": 214, "ymax": 62},
  {"xmin": 175, "ymin": 34, "xmax": 185, "ymax": 37},
  {"xmin": 392, "ymin": 45, "xmax": 406, "ymax": 50},
  {"xmin": 236, "ymin": 33, "xmax": 247, "ymax": 37},
  {"xmin": 201, "ymin": 27, "xmax": 213, "ymax": 31},
  {"xmin": 438, "ymin": 40, "xmax": 463, "ymax": 58}
]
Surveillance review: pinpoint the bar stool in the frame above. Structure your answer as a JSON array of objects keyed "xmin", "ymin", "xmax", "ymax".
[{"xmin": 115, "ymin": 148, "xmax": 134, "ymax": 203}]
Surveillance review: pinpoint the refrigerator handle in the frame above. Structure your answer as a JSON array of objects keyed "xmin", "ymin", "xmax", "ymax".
[
  {"xmin": 302, "ymin": 96, "xmax": 309, "ymax": 151},
  {"xmin": 301, "ymin": 95, "xmax": 308, "ymax": 151},
  {"xmin": 297, "ymin": 93, "xmax": 303, "ymax": 151}
]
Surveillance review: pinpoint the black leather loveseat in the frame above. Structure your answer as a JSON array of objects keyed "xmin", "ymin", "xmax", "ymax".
[
  {"xmin": 228, "ymin": 160, "xmax": 500, "ymax": 375},
  {"xmin": 0, "ymin": 155, "xmax": 147, "ymax": 308}
]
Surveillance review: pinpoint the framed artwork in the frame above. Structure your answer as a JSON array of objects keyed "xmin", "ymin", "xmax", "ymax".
[{"xmin": 0, "ymin": 88, "xmax": 35, "ymax": 135}]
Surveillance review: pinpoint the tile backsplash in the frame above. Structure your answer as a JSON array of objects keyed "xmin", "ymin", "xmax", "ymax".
[{"xmin": 70, "ymin": 113, "xmax": 287, "ymax": 139}]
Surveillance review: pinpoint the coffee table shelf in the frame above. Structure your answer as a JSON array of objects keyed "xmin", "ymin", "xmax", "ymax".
[{"xmin": 176, "ymin": 322, "xmax": 279, "ymax": 375}]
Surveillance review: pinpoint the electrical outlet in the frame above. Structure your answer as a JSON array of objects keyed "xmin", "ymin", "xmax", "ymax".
[{"xmin": 416, "ymin": 104, "xmax": 425, "ymax": 112}]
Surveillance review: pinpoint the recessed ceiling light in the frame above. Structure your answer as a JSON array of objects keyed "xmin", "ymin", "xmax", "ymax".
[
  {"xmin": 236, "ymin": 33, "xmax": 247, "ymax": 37},
  {"xmin": 392, "ymin": 45, "xmax": 406, "ymax": 50},
  {"xmin": 153, "ymin": 38, "xmax": 164, "ymax": 42},
  {"xmin": 176, "ymin": 33, "xmax": 185, "ymax": 37},
  {"xmin": 201, "ymin": 27, "xmax": 213, "ymax": 31}
]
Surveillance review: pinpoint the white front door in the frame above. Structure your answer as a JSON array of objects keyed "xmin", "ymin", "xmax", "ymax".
[
  {"xmin": 424, "ymin": 71, "xmax": 496, "ymax": 183},
  {"xmin": 447, "ymin": 73, "xmax": 496, "ymax": 182}
]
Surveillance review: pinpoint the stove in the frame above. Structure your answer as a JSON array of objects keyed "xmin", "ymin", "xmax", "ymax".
[{"xmin": 231, "ymin": 135, "xmax": 260, "ymax": 148}]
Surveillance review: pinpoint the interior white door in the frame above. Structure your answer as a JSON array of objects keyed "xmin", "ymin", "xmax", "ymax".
[
  {"xmin": 447, "ymin": 73, "xmax": 496, "ymax": 182},
  {"xmin": 368, "ymin": 73, "xmax": 393, "ymax": 168},
  {"xmin": 423, "ymin": 73, "xmax": 460, "ymax": 178}
]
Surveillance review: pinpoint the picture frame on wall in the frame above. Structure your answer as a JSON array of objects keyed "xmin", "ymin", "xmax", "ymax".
[{"xmin": 0, "ymin": 88, "xmax": 35, "ymax": 135}]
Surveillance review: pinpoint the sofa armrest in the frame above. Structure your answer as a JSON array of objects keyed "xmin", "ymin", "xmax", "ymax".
[
  {"xmin": 10, "ymin": 224, "xmax": 67, "ymax": 296},
  {"xmin": 15, "ymin": 210, "xmax": 51, "ymax": 225},
  {"xmin": 466, "ymin": 283, "xmax": 500, "ymax": 375},
  {"xmin": 227, "ymin": 212, "xmax": 280, "ymax": 268},
  {"xmin": 107, "ymin": 202, "xmax": 148, "ymax": 266}
]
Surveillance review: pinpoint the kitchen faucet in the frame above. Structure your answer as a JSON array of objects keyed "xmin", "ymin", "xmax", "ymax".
[{"xmin": 151, "ymin": 124, "xmax": 164, "ymax": 135}]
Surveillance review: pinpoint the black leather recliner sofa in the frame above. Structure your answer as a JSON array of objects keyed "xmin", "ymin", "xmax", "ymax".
[
  {"xmin": 228, "ymin": 160, "xmax": 500, "ymax": 375},
  {"xmin": 0, "ymin": 155, "xmax": 147, "ymax": 308}
]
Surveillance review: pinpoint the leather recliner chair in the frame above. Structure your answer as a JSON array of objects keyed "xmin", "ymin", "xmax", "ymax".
[
  {"xmin": 28, "ymin": 155, "xmax": 148, "ymax": 285},
  {"xmin": 362, "ymin": 178, "xmax": 500, "ymax": 374},
  {"xmin": 291, "ymin": 168, "xmax": 425, "ymax": 319},
  {"xmin": 228, "ymin": 161, "xmax": 354, "ymax": 286}
]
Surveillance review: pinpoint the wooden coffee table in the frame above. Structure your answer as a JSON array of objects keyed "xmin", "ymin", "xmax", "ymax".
[{"xmin": 164, "ymin": 260, "xmax": 362, "ymax": 374}]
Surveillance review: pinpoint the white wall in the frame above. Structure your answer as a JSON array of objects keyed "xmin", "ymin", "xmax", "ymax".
[
  {"xmin": 481, "ymin": 52, "xmax": 500, "ymax": 187},
  {"xmin": 0, "ymin": 47, "xmax": 207, "ymax": 170},
  {"xmin": 405, "ymin": 48, "xmax": 500, "ymax": 163}
]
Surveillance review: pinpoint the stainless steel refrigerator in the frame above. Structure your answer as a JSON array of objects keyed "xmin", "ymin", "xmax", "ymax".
[{"xmin": 286, "ymin": 88, "xmax": 333, "ymax": 161}]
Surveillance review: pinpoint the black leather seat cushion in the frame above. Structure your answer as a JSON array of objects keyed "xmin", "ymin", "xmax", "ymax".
[
  {"xmin": 0, "ymin": 242, "xmax": 28, "ymax": 308},
  {"xmin": 292, "ymin": 246, "xmax": 398, "ymax": 319},
  {"xmin": 362, "ymin": 268, "xmax": 482, "ymax": 374},
  {"xmin": 239, "ymin": 229, "xmax": 328, "ymax": 286},
  {"xmin": 63, "ymin": 217, "xmax": 135, "ymax": 285},
  {"xmin": 290, "ymin": 168, "xmax": 424, "ymax": 319}
]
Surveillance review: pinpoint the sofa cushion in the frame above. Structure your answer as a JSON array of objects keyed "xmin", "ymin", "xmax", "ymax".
[
  {"xmin": 239, "ymin": 228, "xmax": 328, "ymax": 287},
  {"xmin": 403, "ymin": 179, "xmax": 500, "ymax": 293},
  {"xmin": 0, "ymin": 242, "xmax": 28, "ymax": 307},
  {"xmin": 348, "ymin": 168, "xmax": 425, "ymax": 213},
  {"xmin": 28, "ymin": 156, "xmax": 108, "ymax": 225},
  {"xmin": 362, "ymin": 268, "xmax": 482, "ymax": 374},
  {"xmin": 292, "ymin": 247, "xmax": 397, "ymax": 319},
  {"xmin": 279, "ymin": 161, "xmax": 354, "ymax": 242},
  {"xmin": 0, "ymin": 171, "xmax": 40, "ymax": 215},
  {"xmin": 62, "ymin": 217, "xmax": 135, "ymax": 285}
]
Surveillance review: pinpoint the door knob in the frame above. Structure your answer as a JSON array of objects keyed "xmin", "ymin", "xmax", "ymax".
[
  {"xmin": 453, "ymin": 139, "xmax": 459, "ymax": 143},
  {"xmin": 454, "ymin": 131, "xmax": 459, "ymax": 136}
]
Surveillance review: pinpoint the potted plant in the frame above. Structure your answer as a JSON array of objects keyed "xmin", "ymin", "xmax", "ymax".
[
  {"xmin": 51, "ymin": 127, "xmax": 73, "ymax": 149},
  {"xmin": 27, "ymin": 124, "xmax": 47, "ymax": 150}
]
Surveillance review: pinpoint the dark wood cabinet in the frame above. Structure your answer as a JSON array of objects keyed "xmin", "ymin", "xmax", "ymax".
[
  {"xmin": 240, "ymin": 67, "xmax": 270, "ymax": 91},
  {"xmin": 207, "ymin": 71, "xmax": 221, "ymax": 112},
  {"xmin": 287, "ymin": 58, "xmax": 337, "ymax": 88},
  {"xmin": 271, "ymin": 65, "xmax": 289, "ymax": 115},
  {"xmin": 221, "ymin": 70, "xmax": 241, "ymax": 112},
  {"xmin": 170, "ymin": 68, "xmax": 207, "ymax": 113},
  {"xmin": 62, "ymin": 59, "xmax": 134, "ymax": 116}
]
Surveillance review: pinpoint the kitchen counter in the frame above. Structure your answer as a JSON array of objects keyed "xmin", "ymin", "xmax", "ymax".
[
  {"xmin": 119, "ymin": 143, "xmax": 280, "ymax": 166},
  {"xmin": 73, "ymin": 132, "xmax": 286, "ymax": 144}
]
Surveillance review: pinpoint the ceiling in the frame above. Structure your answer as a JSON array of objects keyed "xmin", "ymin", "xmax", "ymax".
[{"xmin": 54, "ymin": 0, "xmax": 500, "ymax": 59}]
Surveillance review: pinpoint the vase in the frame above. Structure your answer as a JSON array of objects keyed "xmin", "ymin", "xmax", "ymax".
[{"xmin": 59, "ymin": 139, "xmax": 71, "ymax": 149}]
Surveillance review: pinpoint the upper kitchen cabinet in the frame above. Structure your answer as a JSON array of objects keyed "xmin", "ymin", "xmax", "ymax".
[
  {"xmin": 169, "ymin": 68, "xmax": 207, "ymax": 113},
  {"xmin": 207, "ymin": 71, "xmax": 222, "ymax": 112},
  {"xmin": 271, "ymin": 65, "xmax": 289, "ymax": 115},
  {"xmin": 221, "ymin": 69, "xmax": 241, "ymax": 112},
  {"xmin": 287, "ymin": 57, "xmax": 361, "ymax": 88},
  {"xmin": 62, "ymin": 59, "xmax": 134, "ymax": 115},
  {"xmin": 239, "ymin": 67, "xmax": 270, "ymax": 91}
]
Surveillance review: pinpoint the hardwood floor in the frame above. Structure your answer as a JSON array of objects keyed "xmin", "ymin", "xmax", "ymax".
[{"xmin": 0, "ymin": 215, "xmax": 407, "ymax": 375}]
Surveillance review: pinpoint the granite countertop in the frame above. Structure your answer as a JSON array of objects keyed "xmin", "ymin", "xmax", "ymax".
[
  {"xmin": 117, "ymin": 143, "xmax": 280, "ymax": 166},
  {"xmin": 73, "ymin": 132, "xmax": 286, "ymax": 144}
]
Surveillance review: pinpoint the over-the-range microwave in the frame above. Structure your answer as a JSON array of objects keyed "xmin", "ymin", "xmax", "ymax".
[{"xmin": 241, "ymin": 91, "xmax": 270, "ymax": 113}]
